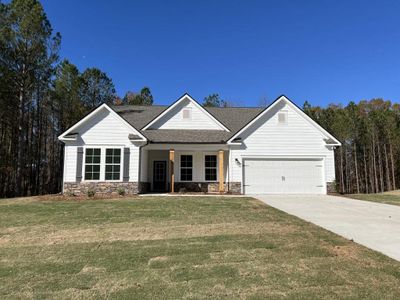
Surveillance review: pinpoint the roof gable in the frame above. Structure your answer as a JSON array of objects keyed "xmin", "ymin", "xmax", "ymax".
[
  {"xmin": 58, "ymin": 103, "xmax": 147, "ymax": 142},
  {"xmin": 142, "ymin": 94, "xmax": 230, "ymax": 131},
  {"xmin": 227, "ymin": 95, "xmax": 341, "ymax": 145}
]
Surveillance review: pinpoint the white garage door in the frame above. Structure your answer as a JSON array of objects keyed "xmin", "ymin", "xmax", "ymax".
[{"xmin": 243, "ymin": 158, "xmax": 325, "ymax": 194}]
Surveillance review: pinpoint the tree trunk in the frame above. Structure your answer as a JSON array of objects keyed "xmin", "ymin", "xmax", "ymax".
[
  {"xmin": 354, "ymin": 143, "xmax": 360, "ymax": 193},
  {"xmin": 384, "ymin": 144, "xmax": 391, "ymax": 191},
  {"xmin": 16, "ymin": 82, "xmax": 25, "ymax": 197},
  {"xmin": 340, "ymin": 147, "xmax": 345, "ymax": 193},
  {"xmin": 377, "ymin": 142, "xmax": 384, "ymax": 192},
  {"xmin": 363, "ymin": 146, "xmax": 368, "ymax": 193},
  {"xmin": 390, "ymin": 143, "xmax": 396, "ymax": 190},
  {"xmin": 372, "ymin": 138, "xmax": 379, "ymax": 193}
]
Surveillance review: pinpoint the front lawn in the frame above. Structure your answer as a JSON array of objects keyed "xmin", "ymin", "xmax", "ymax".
[
  {"xmin": 1, "ymin": 196, "xmax": 400, "ymax": 299},
  {"xmin": 347, "ymin": 190, "xmax": 400, "ymax": 206}
]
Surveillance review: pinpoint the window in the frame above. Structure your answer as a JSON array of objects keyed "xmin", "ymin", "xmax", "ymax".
[
  {"xmin": 182, "ymin": 108, "xmax": 191, "ymax": 119},
  {"xmin": 278, "ymin": 111, "xmax": 288, "ymax": 125},
  {"xmin": 180, "ymin": 155, "xmax": 193, "ymax": 181},
  {"xmin": 85, "ymin": 148, "xmax": 101, "ymax": 180},
  {"xmin": 205, "ymin": 155, "xmax": 217, "ymax": 181},
  {"xmin": 105, "ymin": 148, "xmax": 121, "ymax": 180}
]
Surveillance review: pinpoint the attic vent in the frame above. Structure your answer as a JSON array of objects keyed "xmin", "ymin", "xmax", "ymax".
[
  {"xmin": 182, "ymin": 108, "xmax": 191, "ymax": 119},
  {"xmin": 278, "ymin": 111, "xmax": 288, "ymax": 125}
]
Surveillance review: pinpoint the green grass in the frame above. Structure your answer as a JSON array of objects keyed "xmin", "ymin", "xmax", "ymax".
[
  {"xmin": 346, "ymin": 191, "xmax": 400, "ymax": 206},
  {"xmin": 1, "ymin": 196, "xmax": 400, "ymax": 299}
]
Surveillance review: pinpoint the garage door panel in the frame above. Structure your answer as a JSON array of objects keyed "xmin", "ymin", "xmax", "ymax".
[{"xmin": 243, "ymin": 158, "xmax": 324, "ymax": 194}]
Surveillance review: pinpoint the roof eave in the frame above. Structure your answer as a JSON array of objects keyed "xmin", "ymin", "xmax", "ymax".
[{"xmin": 148, "ymin": 141, "xmax": 227, "ymax": 144}]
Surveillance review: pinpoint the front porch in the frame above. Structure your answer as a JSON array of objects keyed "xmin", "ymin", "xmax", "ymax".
[{"xmin": 139, "ymin": 144, "xmax": 239, "ymax": 194}]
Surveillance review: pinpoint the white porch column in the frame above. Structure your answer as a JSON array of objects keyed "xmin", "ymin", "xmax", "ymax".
[{"xmin": 169, "ymin": 149, "xmax": 175, "ymax": 193}]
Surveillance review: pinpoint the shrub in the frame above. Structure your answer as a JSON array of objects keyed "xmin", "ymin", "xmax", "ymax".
[
  {"xmin": 66, "ymin": 191, "xmax": 75, "ymax": 197},
  {"xmin": 117, "ymin": 187, "xmax": 126, "ymax": 196},
  {"xmin": 87, "ymin": 189, "xmax": 95, "ymax": 197}
]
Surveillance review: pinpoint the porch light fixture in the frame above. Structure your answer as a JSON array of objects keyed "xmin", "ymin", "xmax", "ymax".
[{"xmin": 235, "ymin": 158, "xmax": 241, "ymax": 165}]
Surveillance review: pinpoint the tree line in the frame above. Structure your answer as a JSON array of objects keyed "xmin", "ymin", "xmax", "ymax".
[
  {"xmin": 303, "ymin": 100, "xmax": 399, "ymax": 194},
  {"xmin": 0, "ymin": 0, "xmax": 153, "ymax": 198}
]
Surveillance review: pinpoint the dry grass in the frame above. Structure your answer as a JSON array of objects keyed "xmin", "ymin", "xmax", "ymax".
[
  {"xmin": 347, "ymin": 191, "xmax": 400, "ymax": 206},
  {"xmin": 1, "ymin": 196, "xmax": 400, "ymax": 299}
]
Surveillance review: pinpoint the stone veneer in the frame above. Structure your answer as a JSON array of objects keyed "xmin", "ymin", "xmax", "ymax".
[
  {"xmin": 63, "ymin": 181, "xmax": 241, "ymax": 195},
  {"xmin": 326, "ymin": 182, "xmax": 337, "ymax": 194},
  {"xmin": 227, "ymin": 182, "xmax": 241, "ymax": 194},
  {"xmin": 64, "ymin": 182, "xmax": 140, "ymax": 195},
  {"xmin": 174, "ymin": 182, "xmax": 241, "ymax": 194}
]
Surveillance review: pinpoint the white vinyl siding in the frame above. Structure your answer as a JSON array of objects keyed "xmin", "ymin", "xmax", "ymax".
[
  {"xmin": 148, "ymin": 97, "xmax": 224, "ymax": 130},
  {"xmin": 62, "ymin": 107, "xmax": 140, "ymax": 183},
  {"xmin": 230, "ymin": 102, "xmax": 336, "ymax": 191}
]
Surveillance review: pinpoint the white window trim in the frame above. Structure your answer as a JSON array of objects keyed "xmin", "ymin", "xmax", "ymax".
[
  {"xmin": 82, "ymin": 146, "xmax": 124, "ymax": 182},
  {"xmin": 179, "ymin": 154, "xmax": 193, "ymax": 182},
  {"xmin": 204, "ymin": 154, "xmax": 218, "ymax": 182}
]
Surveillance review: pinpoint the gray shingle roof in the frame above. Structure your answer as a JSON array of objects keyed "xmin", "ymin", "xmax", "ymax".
[{"xmin": 111, "ymin": 105, "xmax": 263, "ymax": 144}]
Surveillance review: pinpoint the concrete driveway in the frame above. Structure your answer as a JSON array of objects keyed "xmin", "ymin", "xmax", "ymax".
[{"xmin": 255, "ymin": 194, "xmax": 400, "ymax": 261}]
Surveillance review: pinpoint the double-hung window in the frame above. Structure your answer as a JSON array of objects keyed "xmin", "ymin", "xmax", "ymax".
[
  {"xmin": 205, "ymin": 155, "xmax": 217, "ymax": 181},
  {"xmin": 84, "ymin": 148, "xmax": 101, "ymax": 180},
  {"xmin": 180, "ymin": 155, "xmax": 193, "ymax": 181},
  {"xmin": 105, "ymin": 149, "xmax": 121, "ymax": 180}
]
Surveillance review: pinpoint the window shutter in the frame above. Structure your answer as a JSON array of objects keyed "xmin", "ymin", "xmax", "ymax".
[
  {"xmin": 123, "ymin": 147, "xmax": 130, "ymax": 182},
  {"xmin": 76, "ymin": 147, "xmax": 84, "ymax": 182}
]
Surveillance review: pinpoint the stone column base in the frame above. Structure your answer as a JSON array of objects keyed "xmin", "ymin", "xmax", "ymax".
[{"xmin": 326, "ymin": 182, "xmax": 337, "ymax": 194}]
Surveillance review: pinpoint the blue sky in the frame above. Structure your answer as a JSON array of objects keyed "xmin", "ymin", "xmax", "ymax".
[{"xmin": 41, "ymin": 0, "xmax": 400, "ymax": 107}]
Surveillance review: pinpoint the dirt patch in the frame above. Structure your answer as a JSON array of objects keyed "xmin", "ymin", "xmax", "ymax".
[
  {"xmin": 80, "ymin": 266, "xmax": 107, "ymax": 274},
  {"xmin": 329, "ymin": 245, "xmax": 360, "ymax": 259},
  {"xmin": 148, "ymin": 256, "xmax": 169, "ymax": 265}
]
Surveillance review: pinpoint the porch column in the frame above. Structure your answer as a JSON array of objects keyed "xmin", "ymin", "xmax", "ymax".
[
  {"xmin": 169, "ymin": 149, "xmax": 175, "ymax": 193},
  {"xmin": 218, "ymin": 150, "xmax": 224, "ymax": 193}
]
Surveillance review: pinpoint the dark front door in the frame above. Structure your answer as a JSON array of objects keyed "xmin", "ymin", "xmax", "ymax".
[{"xmin": 153, "ymin": 161, "xmax": 167, "ymax": 192}]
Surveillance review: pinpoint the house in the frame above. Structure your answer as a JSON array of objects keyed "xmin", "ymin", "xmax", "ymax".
[{"xmin": 58, "ymin": 94, "xmax": 341, "ymax": 195}]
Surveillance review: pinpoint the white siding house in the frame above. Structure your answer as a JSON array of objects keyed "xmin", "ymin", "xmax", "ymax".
[{"xmin": 58, "ymin": 94, "xmax": 340, "ymax": 195}]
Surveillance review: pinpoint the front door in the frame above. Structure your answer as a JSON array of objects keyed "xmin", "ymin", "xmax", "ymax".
[{"xmin": 153, "ymin": 161, "xmax": 167, "ymax": 192}]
